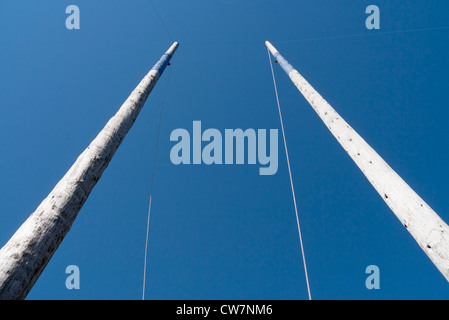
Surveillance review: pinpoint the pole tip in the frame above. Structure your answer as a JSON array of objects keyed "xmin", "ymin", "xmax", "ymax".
[
  {"xmin": 265, "ymin": 41, "xmax": 277, "ymax": 55},
  {"xmin": 167, "ymin": 42, "xmax": 179, "ymax": 55}
]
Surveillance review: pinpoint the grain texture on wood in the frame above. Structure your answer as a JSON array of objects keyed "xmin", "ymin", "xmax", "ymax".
[
  {"xmin": 266, "ymin": 41, "xmax": 449, "ymax": 282},
  {"xmin": 0, "ymin": 42, "xmax": 179, "ymax": 300}
]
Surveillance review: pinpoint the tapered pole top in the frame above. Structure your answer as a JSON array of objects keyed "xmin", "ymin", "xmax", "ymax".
[
  {"xmin": 265, "ymin": 40, "xmax": 294, "ymax": 75},
  {"xmin": 152, "ymin": 41, "xmax": 179, "ymax": 75},
  {"xmin": 265, "ymin": 41, "xmax": 277, "ymax": 56},
  {"xmin": 166, "ymin": 41, "xmax": 179, "ymax": 55}
]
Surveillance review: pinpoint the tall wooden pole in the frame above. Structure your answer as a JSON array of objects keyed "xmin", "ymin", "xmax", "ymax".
[
  {"xmin": 265, "ymin": 41, "xmax": 449, "ymax": 281},
  {"xmin": 0, "ymin": 42, "xmax": 179, "ymax": 300}
]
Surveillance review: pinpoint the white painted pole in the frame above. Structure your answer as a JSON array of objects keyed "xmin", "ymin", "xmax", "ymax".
[
  {"xmin": 265, "ymin": 41, "xmax": 449, "ymax": 282},
  {"xmin": 0, "ymin": 42, "xmax": 179, "ymax": 300}
]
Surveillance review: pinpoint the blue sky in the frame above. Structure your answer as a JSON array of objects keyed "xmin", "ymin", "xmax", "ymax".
[{"xmin": 0, "ymin": 1, "xmax": 448, "ymax": 300}]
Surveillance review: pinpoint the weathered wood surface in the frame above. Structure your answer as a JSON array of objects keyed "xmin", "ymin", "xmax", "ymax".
[
  {"xmin": 266, "ymin": 41, "xmax": 449, "ymax": 282},
  {"xmin": 0, "ymin": 42, "xmax": 179, "ymax": 300}
]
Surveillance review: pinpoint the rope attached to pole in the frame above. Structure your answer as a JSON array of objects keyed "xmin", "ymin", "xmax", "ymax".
[
  {"xmin": 267, "ymin": 47, "xmax": 312, "ymax": 300},
  {"xmin": 142, "ymin": 59, "xmax": 175, "ymax": 300}
]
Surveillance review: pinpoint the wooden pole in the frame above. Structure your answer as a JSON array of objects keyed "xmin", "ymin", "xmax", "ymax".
[
  {"xmin": 0, "ymin": 42, "xmax": 179, "ymax": 300},
  {"xmin": 265, "ymin": 40, "xmax": 449, "ymax": 282}
]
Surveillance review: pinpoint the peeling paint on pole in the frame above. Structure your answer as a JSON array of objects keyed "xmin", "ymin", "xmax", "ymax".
[
  {"xmin": 266, "ymin": 41, "xmax": 449, "ymax": 282},
  {"xmin": 0, "ymin": 42, "xmax": 179, "ymax": 300}
]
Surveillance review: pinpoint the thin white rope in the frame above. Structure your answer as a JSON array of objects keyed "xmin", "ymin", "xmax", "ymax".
[
  {"xmin": 182, "ymin": 26, "xmax": 449, "ymax": 46},
  {"xmin": 267, "ymin": 48, "xmax": 312, "ymax": 300},
  {"xmin": 142, "ymin": 62, "xmax": 174, "ymax": 300},
  {"xmin": 149, "ymin": 0, "xmax": 174, "ymax": 42}
]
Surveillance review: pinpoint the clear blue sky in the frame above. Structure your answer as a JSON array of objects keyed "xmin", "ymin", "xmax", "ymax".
[{"xmin": 0, "ymin": 0, "xmax": 448, "ymax": 300}]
